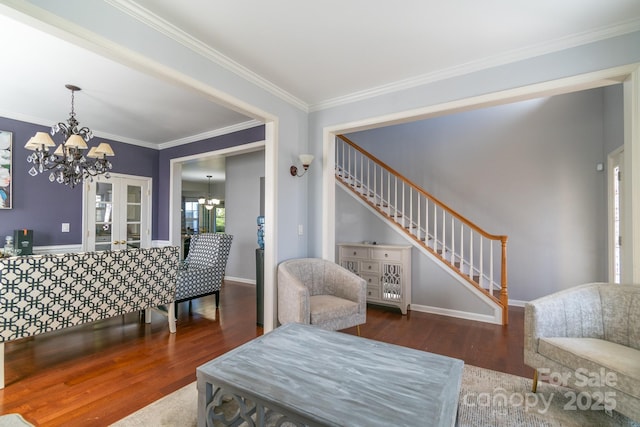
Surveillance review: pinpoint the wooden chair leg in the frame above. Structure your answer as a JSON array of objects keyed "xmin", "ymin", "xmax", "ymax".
[
  {"xmin": 532, "ymin": 369, "xmax": 538, "ymax": 393},
  {"xmin": 357, "ymin": 325, "xmax": 361, "ymax": 337},
  {"xmin": 215, "ymin": 291, "xmax": 220, "ymax": 308}
]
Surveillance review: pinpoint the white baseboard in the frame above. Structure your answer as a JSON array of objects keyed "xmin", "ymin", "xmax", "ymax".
[
  {"xmin": 410, "ymin": 303, "xmax": 501, "ymax": 325},
  {"xmin": 225, "ymin": 276, "xmax": 256, "ymax": 285},
  {"xmin": 33, "ymin": 244, "xmax": 82, "ymax": 254},
  {"xmin": 33, "ymin": 242, "xmax": 178, "ymax": 254},
  {"xmin": 508, "ymin": 299, "xmax": 527, "ymax": 307}
]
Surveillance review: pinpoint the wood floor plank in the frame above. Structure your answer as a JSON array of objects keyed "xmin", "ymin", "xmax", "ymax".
[{"xmin": 0, "ymin": 281, "xmax": 530, "ymax": 426}]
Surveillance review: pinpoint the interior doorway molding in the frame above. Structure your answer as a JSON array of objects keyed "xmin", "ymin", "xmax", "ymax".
[
  {"xmin": 608, "ymin": 146, "xmax": 624, "ymax": 283},
  {"xmin": 169, "ymin": 139, "xmax": 276, "ymax": 328},
  {"xmin": 322, "ymin": 64, "xmax": 640, "ymax": 284}
]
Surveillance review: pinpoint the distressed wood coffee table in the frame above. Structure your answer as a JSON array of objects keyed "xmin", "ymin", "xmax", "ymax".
[{"xmin": 197, "ymin": 323, "xmax": 463, "ymax": 427}]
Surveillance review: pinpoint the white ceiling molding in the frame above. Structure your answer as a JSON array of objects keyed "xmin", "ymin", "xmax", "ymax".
[
  {"xmin": 108, "ymin": 0, "xmax": 640, "ymax": 114},
  {"xmin": 158, "ymin": 119, "xmax": 263, "ymax": 150},
  {"xmin": 309, "ymin": 16, "xmax": 640, "ymax": 112},
  {"xmin": 106, "ymin": 0, "xmax": 309, "ymax": 113}
]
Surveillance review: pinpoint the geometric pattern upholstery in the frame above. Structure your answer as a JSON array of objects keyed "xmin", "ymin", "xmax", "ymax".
[
  {"xmin": 175, "ymin": 233, "xmax": 233, "ymax": 303},
  {"xmin": 0, "ymin": 246, "xmax": 179, "ymax": 343}
]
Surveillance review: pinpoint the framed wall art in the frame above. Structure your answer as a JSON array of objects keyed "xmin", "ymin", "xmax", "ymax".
[{"xmin": 0, "ymin": 130, "xmax": 12, "ymax": 209}]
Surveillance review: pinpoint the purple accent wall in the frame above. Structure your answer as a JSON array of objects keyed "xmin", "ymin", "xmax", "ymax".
[
  {"xmin": 0, "ymin": 117, "xmax": 158, "ymax": 246},
  {"xmin": 0, "ymin": 116, "xmax": 264, "ymax": 247},
  {"xmin": 156, "ymin": 125, "xmax": 265, "ymax": 240}
]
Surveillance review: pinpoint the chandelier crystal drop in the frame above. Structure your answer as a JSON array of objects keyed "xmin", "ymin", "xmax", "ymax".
[{"xmin": 25, "ymin": 84, "xmax": 115, "ymax": 188}]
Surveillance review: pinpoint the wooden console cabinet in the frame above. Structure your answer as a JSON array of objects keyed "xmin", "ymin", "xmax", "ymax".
[{"xmin": 338, "ymin": 243, "xmax": 412, "ymax": 314}]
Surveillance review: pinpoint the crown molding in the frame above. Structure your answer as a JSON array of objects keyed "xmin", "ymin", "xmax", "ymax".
[
  {"xmin": 157, "ymin": 120, "xmax": 263, "ymax": 150},
  {"xmin": 0, "ymin": 108, "xmax": 160, "ymax": 149},
  {"xmin": 106, "ymin": 0, "xmax": 309, "ymax": 113},
  {"xmin": 309, "ymin": 17, "xmax": 640, "ymax": 112},
  {"xmin": 0, "ymin": 109, "xmax": 261, "ymax": 150}
]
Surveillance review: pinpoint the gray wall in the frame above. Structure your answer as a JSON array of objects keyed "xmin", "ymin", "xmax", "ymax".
[
  {"xmin": 225, "ymin": 150, "xmax": 265, "ymax": 281},
  {"xmin": 604, "ymin": 84, "xmax": 624, "ymax": 155},
  {"xmin": 339, "ymin": 86, "xmax": 622, "ymax": 303}
]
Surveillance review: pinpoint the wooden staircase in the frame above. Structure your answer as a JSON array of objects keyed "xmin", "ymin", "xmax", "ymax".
[{"xmin": 335, "ymin": 135, "xmax": 509, "ymax": 325}]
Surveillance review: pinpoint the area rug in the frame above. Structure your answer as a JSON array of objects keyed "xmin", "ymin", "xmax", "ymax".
[
  {"xmin": 111, "ymin": 365, "xmax": 640, "ymax": 426},
  {"xmin": 0, "ymin": 414, "xmax": 34, "ymax": 427}
]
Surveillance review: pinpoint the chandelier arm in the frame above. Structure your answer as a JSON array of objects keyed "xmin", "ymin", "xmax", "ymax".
[{"xmin": 27, "ymin": 84, "xmax": 113, "ymax": 187}]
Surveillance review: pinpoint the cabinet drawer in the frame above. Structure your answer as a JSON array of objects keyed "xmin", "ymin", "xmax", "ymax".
[
  {"xmin": 371, "ymin": 248, "xmax": 403, "ymax": 262},
  {"xmin": 361, "ymin": 261, "xmax": 379, "ymax": 273},
  {"xmin": 366, "ymin": 286, "xmax": 380, "ymax": 300},
  {"xmin": 361, "ymin": 274, "xmax": 379, "ymax": 287},
  {"xmin": 341, "ymin": 246, "xmax": 369, "ymax": 259}
]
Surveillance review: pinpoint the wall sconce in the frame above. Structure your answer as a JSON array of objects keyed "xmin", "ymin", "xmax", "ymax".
[{"xmin": 290, "ymin": 154, "xmax": 314, "ymax": 177}]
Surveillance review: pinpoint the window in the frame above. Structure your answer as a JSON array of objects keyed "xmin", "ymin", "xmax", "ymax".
[
  {"xmin": 215, "ymin": 207, "xmax": 225, "ymax": 232},
  {"xmin": 184, "ymin": 201, "xmax": 199, "ymax": 234}
]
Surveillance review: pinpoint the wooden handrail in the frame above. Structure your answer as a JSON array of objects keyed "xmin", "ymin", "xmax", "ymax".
[{"xmin": 337, "ymin": 135, "xmax": 507, "ymax": 242}]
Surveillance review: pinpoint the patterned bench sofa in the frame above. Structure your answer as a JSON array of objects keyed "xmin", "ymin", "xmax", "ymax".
[{"xmin": 0, "ymin": 246, "xmax": 179, "ymax": 388}]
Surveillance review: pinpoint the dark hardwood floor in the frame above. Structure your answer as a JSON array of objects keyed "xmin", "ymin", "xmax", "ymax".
[{"xmin": 0, "ymin": 281, "xmax": 531, "ymax": 426}]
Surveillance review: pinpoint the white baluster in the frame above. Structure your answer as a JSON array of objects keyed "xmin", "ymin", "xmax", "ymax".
[
  {"xmin": 460, "ymin": 225, "xmax": 464, "ymax": 272},
  {"xmin": 408, "ymin": 187, "xmax": 413, "ymax": 231},
  {"xmin": 469, "ymin": 233, "xmax": 474, "ymax": 280},
  {"xmin": 366, "ymin": 158, "xmax": 370, "ymax": 196},
  {"xmin": 451, "ymin": 217, "xmax": 455, "ymax": 264},
  {"xmin": 479, "ymin": 236, "xmax": 484, "ymax": 287},
  {"xmin": 490, "ymin": 241, "xmax": 494, "ymax": 292},
  {"xmin": 442, "ymin": 209, "xmax": 446, "ymax": 257},
  {"xmin": 425, "ymin": 198, "xmax": 429, "ymax": 242},
  {"xmin": 374, "ymin": 164, "xmax": 378, "ymax": 205},
  {"xmin": 417, "ymin": 193, "xmax": 421, "ymax": 239},
  {"xmin": 433, "ymin": 204, "xmax": 438, "ymax": 252}
]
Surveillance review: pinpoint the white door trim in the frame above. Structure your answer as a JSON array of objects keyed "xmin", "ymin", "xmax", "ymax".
[
  {"xmin": 82, "ymin": 173, "xmax": 152, "ymax": 251},
  {"xmin": 608, "ymin": 146, "xmax": 624, "ymax": 282},
  {"xmin": 168, "ymin": 137, "xmax": 278, "ymax": 332}
]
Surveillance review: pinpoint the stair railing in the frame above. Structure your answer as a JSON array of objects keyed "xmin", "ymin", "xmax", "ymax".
[{"xmin": 336, "ymin": 134, "xmax": 509, "ymax": 324}]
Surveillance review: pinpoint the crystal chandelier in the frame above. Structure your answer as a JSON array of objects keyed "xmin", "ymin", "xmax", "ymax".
[
  {"xmin": 198, "ymin": 175, "xmax": 220, "ymax": 210},
  {"xmin": 25, "ymin": 84, "xmax": 115, "ymax": 188}
]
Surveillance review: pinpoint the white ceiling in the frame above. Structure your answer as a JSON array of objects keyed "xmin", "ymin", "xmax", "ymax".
[{"xmin": 1, "ymin": 0, "xmax": 640, "ymax": 180}]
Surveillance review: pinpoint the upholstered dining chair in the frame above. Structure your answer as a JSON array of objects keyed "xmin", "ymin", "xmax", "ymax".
[
  {"xmin": 175, "ymin": 233, "xmax": 233, "ymax": 313},
  {"xmin": 277, "ymin": 258, "xmax": 367, "ymax": 335}
]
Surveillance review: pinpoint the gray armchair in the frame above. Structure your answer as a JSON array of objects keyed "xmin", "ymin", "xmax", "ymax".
[
  {"xmin": 277, "ymin": 258, "xmax": 366, "ymax": 334},
  {"xmin": 525, "ymin": 283, "xmax": 640, "ymax": 421},
  {"xmin": 175, "ymin": 233, "xmax": 233, "ymax": 312}
]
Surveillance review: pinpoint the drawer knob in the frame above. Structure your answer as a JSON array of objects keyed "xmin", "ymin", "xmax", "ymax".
[
  {"xmin": 385, "ymin": 253, "xmax": 388, "ymax": 257},
  {"xmin": 368, "ymin": 265, "xmax": 371, "ymax": 269},
  {"xmin": 353, "ymin": 251, "xmax": 357, "ymax": 256},
  {"xmin": 368, "ymin": 278, "xmax": 372, "ymax": 283},
  {"xmin": 368, "ymin": 291, "xmax": 371, "ymax": 295}
]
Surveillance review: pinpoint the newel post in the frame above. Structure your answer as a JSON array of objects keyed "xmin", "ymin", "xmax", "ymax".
[{"xmin": 500, "ymin": 236, "xmax": 509, "ymax": 325}]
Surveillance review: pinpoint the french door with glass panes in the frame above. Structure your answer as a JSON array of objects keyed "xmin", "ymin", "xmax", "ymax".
[{"xmin": 83, "ymin": 174, "xmax": 151, "ymax": 251}]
